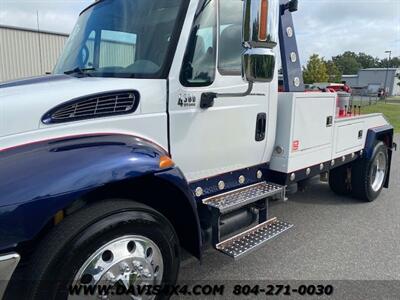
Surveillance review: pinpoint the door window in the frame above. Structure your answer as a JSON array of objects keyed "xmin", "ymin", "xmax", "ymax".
[
  {"xmin": 219, "ymin": 0, "xmax": 244, "ymax": 75},
  {"xmin": 180, "ymin": 0, "xmax": 216, "ymax": 86}
]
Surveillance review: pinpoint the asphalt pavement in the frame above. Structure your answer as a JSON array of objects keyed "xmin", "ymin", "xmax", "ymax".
[{"xmin": 176, "ymin": 135, "xmax": 399, "ymax": 299}]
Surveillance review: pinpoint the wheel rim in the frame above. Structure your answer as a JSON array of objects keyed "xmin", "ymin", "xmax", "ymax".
[
  {"xmin": 370, "ymin": 152, "xmax": 387, "ymax": 192},
  {"xmin": 70, "ymin": 235, "xmax": 163, "ymax": 300}
]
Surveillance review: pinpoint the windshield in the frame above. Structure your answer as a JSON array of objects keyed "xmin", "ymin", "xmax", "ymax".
[{"xmin": 54, "ymin": 0, "xmax": 187, "ymax": 79}]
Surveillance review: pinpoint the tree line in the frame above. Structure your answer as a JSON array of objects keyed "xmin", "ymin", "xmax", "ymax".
[{"xmin": 302, "ymin": 51, "xmax": 400, "ymax": 84}]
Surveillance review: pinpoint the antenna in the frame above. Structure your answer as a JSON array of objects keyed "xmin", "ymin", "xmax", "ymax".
[{"xmin": 37, "ymin": 11, "xmax": 44, "ymax": 75}]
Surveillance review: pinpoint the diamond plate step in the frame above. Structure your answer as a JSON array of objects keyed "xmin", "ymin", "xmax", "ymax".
[
  {"xmin": 202, "ymin": 182, "xmax": 284, "ymax": 214},
  {"xmin": 216, "ymin": 217, "xmax": 293, "ymax": 259}
]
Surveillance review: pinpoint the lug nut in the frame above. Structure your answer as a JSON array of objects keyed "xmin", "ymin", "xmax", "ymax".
[
  {"xmin": 133, "ymin": 261, "xmax": 140, "ymax": 268},
  {"xmin": 119, "ymin": 262, "xmax": 129, "ymax": 274},
  {"xmin": 105, "ymin": 272, "xmax": 115, "ymax": 282}
]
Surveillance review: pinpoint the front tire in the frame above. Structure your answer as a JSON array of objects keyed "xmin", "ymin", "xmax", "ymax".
[
  {"xmin": 352, "ymin": 142, "xmax": 388, "ymax": 202},
  {"xmin": 6, "ymin": 199, "xmax": 180, "ymax": 300}
]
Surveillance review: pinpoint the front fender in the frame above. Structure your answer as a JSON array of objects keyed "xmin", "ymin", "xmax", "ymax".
[{"xmin": 0, "ymin": 134, "xmax": 199, "ymax": 252}]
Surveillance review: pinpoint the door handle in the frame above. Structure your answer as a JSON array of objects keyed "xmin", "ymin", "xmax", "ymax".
[
  {"xmin": 326, "ymin": 116, "xmax": 333, "ymax": 127},
  {"xmin": 255, "ymin": 113, "xmax": 267, "ymax": 142}
]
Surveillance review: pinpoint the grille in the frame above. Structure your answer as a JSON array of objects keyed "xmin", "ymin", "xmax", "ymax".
[{"xmin": 45, "ymin": 91, "xmax": 138, "ymax": 123}]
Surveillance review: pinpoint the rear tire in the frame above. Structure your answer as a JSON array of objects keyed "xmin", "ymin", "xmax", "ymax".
[
  {"xmin": 6, "ymin": 199, "xmax": 180, "ymax": 300},
  {"xmin": 329, "ymin": 164, "xmax": 352, "ymax": 196},
  {"xmin": 352, "ymin": 142, "xmax": 388, "ymax": 202}
]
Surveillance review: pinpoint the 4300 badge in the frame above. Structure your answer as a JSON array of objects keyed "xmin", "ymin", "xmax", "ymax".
[{"xmin": 178, "ymin": 94, "xmax": 197, "ymax": 107}]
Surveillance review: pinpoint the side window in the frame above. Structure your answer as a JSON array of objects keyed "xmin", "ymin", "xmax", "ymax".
[
  {"xmin": 99, "ymin": 30, "xmax": 137, "ymax": 69},
  {"xmin": 219, "ymin": 0, "xmax": 244, "ymax": 75},
  {"xmin": 180, "ymin": 0, "xmax": 216, "ymax": 87}
]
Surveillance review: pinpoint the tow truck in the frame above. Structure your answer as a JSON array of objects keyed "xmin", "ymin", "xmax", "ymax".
[{"xmin": 0, "ymin": 0, "xmax": 395, "ymax": 299}]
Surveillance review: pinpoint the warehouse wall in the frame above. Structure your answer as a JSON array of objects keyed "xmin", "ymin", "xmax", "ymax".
[
  {"xmin": 341, "ymin": 76, "xmax": 359, "ymax": 87},
  {"xmin": 0, "ymin": 26, "xmax": 68, "ymax": 82},
  {"xmin": 393, "ymin": 74, "xmax": 400, "ymax": 96},
  {"xmin": 342, "ymin": 68, "xmax": 400, "ymax": 96},
  {"xmin": 0, "ymin": 26, "xmax": 137, "ymax": 82},
  {"xmin": 86, "ymin": 39, "xmax": 136, "ymax": 69},
  {"xmin": 358, "ymin": 69, "xmax": 399, "ymax": 96}
]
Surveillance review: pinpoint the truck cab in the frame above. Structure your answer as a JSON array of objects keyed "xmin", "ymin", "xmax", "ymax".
[
  {"xmin": 0, "ymin": 0, "xmax": 394, "ymax": 299},
  {"xmin": 50, "ymin": 0, "xmax": 277, "ymax": 182}
]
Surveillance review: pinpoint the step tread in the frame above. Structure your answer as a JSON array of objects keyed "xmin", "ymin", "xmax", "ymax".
[
  {"xmin": 202, "ymin": 182, "xmax": 283, "ymax": 213},
  {"xmin": 216, "ymin": 217, "xmax": 293, "ymax": 259}
]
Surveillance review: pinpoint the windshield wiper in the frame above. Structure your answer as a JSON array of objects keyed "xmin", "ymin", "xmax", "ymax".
[{"xmin": 64, "ymin": 67, "xmax": 96, "ymax": 77}]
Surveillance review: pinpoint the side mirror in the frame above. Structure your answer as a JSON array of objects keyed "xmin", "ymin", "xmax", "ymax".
[
  {"xmin": 242, "ymin": 0, "xmax": 279, "ymax": 83},
  {"xmin": 242, "ymin": 48, "xmax": 275, "ymax": 83},
  {"xmin": 242, "ymin": 0, "xmax": 280, "ymax": 49},
  {"xmin": 200, "ymin": 0, "xmax": 280, "ymax": 107}
]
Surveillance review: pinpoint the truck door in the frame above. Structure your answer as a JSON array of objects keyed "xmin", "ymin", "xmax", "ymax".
[{"xmin": 168, "ymin": 0, "xmax": 271, "ymax": 182}]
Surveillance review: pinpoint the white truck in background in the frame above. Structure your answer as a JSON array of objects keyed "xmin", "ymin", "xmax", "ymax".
[{"xmin": 0, "ymin": 0, "xmax": 395, "ymax": 299}]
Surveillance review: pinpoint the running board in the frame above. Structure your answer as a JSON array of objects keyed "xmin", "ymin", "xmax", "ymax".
[
  {"xmin": 202, "ymin": 182, "xmax": 284, "ymax": 214},
  {"xmin": 216, "ymin": 217, "xmax": 293, "ymax": 259}
]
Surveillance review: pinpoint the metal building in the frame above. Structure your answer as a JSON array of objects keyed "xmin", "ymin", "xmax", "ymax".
[
  {"xmin": 0, "ymin": 25, "xmax": 138, "ymax": 83},
  {"xmin": 342, "ymin": 68, "xmax": 400, "ymax": 96},
  {"xmin": 0, "ymin": 25, "xmax": 68, "ymax": 82}
]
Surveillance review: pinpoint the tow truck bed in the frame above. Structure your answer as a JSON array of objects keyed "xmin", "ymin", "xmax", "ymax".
[{"xmin": 270, "ymin": 92, "xmax": 388, "ymax": 174}]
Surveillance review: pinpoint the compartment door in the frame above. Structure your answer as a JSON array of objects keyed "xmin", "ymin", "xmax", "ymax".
[{"xmin": 292, "ymin": 96, "xmax": 335, "ymax": 152}]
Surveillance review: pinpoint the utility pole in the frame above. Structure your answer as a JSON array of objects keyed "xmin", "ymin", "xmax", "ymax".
[{"xmin": 384, "ymin": 50, "xmax": 391, "ymax": 103}]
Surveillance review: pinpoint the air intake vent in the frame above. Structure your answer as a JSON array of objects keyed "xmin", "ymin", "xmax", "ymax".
[{"xmin": 43, "ymin": 90, "xmax": 139, "ymax": 124}]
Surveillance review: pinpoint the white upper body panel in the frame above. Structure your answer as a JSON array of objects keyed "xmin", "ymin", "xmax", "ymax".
[
  {"xmin": 270, "ymin": 92, "xmax": 389, "ymax": 173},
  {"xmin": 0, "ymin": 77, "xmax": 169, "ymax": 152},
  {"xmin": 0, "ymin": 0, "xmax": 391, "ymax": 182}
]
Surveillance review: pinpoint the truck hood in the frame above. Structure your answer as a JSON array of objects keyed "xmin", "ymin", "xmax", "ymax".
[{"xmin": 0, "ymin": 75, "xmax": 165, "ymax": 138}]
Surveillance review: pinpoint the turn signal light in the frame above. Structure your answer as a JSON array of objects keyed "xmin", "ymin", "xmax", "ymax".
[
  {"xmin": 259, "ymin": 0, "xmax": 268, "ymax": 41},
  {"xmin": 159, "ymin": 156, "xmax": 174, "ymax": 169}
]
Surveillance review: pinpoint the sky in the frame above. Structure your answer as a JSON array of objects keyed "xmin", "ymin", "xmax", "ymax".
[{"xmin": 0, "ymin": 0, "xmax": 399, "ymax": 66}]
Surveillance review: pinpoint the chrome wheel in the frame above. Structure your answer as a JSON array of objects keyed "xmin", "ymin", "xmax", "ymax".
[
  {"xmin": 70, "ymin": 235, "xmax": 163, "ymax": 300},
  {"xmin": 370, "ymin": 151, "xmax": 387, "ymax": 192}
]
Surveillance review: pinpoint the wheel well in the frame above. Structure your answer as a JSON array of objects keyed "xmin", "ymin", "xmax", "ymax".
[
  {"xmin": 19, "ymin": 175, "xmax": 201, "ymax": 260},
  {"xmin": 366, "ymin": 129, "xmax": 394, "ymax": 189},
  {"xmin": 377, "ymin": 133, "xmax": 392, "ymax": 148}
]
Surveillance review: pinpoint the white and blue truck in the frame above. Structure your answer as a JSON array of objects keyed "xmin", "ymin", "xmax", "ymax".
[{"xmin": 0, "ymin": 0, "xmax": 396, "ymax": 299}]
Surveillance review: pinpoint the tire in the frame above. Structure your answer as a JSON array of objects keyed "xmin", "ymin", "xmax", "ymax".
[
  {"xmin": 329, "ymin": 164, "xmax": 352, "ymax": 196},
  {"xmin": 6, "ymin": 199, "xmax": 180, "ymax": 300},
  {"xmin": 352, "ymin": 141, "xmax": 388, "ymax": 202}
]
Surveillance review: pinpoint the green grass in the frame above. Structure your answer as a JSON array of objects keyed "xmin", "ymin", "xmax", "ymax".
[
  {"xmin": 386, "ymin": 96, "xmax": 400, "ymax": 103},
  {"xmin": 361, "ymin": 103, "xmax": 400, "ymax": 133},
  {"xmin": 387, "ymin": 96, "xmax": 400, "ymax": 101}
]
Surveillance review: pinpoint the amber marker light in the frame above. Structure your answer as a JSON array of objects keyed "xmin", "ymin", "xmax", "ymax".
[
  {"xmin": 259, "ymin": 0, "xmax": 268, "ymax": 41},
  {"xmin": 159, "ymin": 156, "xmax": 175, "ymax": 169}
]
